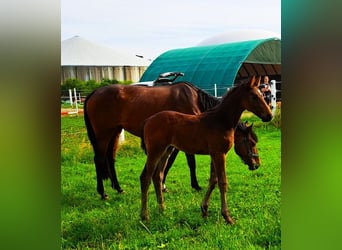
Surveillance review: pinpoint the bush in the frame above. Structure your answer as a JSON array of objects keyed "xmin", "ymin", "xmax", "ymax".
[{"xmin": 61, "ymin": 78, "xmax": 128, "ymax": 97}]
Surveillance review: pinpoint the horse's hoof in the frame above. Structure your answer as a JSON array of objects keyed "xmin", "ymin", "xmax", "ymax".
[
  {"xmin": 193, "ymin": 186, "xmax": 202, "ymax": 191},
  {"xmin": 200, "ymin": 204, "xmax": 208, "ymax": 217},
  {"xmin": 117, "ymin": 189, "xmax": 125, "ymax": 194},
  {"xmin": 162, "ymin": 188, "xmax": 169, "ymax": 193},
  {"xmin": 101, "ymin": 194, "xmax": 109, "ymax": 200}
]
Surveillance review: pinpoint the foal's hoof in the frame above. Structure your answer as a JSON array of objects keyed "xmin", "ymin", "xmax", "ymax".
[
  {"xmin": 224, "ymin": 216, "xmax": 235, "ymax": 225},
  {"xmin": 162, "ymin": 188, "xmax": 169, "ymax": 193},
  {"xmin": 140, "ymin": 214, "xmax": 150, "ymax": 223}
]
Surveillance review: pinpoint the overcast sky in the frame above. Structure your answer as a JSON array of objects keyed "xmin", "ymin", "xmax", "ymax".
[{"xmin": 61, "ymin": 0, "xmax": 281, "ymax": 60}]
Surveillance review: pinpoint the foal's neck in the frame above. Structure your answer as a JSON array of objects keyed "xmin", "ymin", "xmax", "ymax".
[{"xmin": 206, "ymin": 89, "xmax": 245, "ymax": 129}]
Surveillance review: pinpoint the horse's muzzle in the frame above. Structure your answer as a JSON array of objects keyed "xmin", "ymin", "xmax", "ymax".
[{"xmin": 249, "ymin": 163, "xmax": 259, "ymax": 171}]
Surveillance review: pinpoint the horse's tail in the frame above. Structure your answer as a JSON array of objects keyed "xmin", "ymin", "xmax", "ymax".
[
  {"xmin": 84, "ymin": 89, "xmax": 112, "ymax": 180},
  {"xmin": 83, "ymin": 90, "xmax": 97, "ymax": 150},
  {"xmin": 140, "ymin": 122, "xmax": 147, "ymax": 154}
]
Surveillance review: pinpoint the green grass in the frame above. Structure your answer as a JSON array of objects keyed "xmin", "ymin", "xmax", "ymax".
[{"xmin": 61, "ymin": 114, "xmax": 281, "ymax": 249}]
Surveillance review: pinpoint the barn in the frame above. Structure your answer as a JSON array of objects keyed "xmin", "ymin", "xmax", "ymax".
[
  {"xmin": 61, "ymin": 36, "xmax": 150, "ymax": 84},
  {"xmin": 140, "ymin": 34, "xmax": 281, "ymax": 97}
]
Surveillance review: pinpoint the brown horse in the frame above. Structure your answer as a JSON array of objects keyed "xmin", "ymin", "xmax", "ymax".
[
  {"xmin": 84, "ymin": 81, "xmax": 240, "ymax": 199},
  {"xmin": 162, "ymin": 120, "xmax": 259, "ymax": 192},
  {"xmin": 140, "ymin": 76, "xmax": 272, "ymax": 224}
]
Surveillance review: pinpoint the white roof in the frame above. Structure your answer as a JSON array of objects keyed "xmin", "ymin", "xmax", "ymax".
[
  {"xmin": 197, "ymin": 29, "xmax": 281, "ymax": 46},
  {"xmin": 61, "ymin": 36, "xmax": 150, "ymax": 66}
]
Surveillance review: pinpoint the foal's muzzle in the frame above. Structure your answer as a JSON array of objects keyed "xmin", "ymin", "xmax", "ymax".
[{"xmin": 262, "ymin": 114, "xmax": 273, "ymax": 122}]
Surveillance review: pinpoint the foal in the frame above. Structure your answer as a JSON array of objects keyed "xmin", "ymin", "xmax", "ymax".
[{"xmin": 140, "ymin": 76, "xmax": 272, "ymax": 224}]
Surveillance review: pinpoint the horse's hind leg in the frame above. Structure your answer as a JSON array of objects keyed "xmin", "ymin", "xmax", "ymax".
[
  {"xmin": 162, "ymin": 147, "xmax": 179, "ymax": 192},
  {"xmin": 94, "ymin": 132, "xmax": 114, "ymax": 200},
  {"xmin": 185, "ymin": 154, "xmax": 201, "ymax": 191},
  {"xmin": 94, "ymin": 153, "xmax": 108, "ymax": 200},
  {"xmin": 107, "ymin": 129, "xmax": 124, "ymax": 193}
]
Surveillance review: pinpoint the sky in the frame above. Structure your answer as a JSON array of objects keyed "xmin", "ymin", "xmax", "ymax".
[{"xmin": 61, "ymin": 0, "xmax": 281, "ymax": 60}]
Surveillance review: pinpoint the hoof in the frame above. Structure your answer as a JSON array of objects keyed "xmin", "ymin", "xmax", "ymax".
[
  {"xmin": 162, "ymin": 188, "xmax": 169, "ymax": 193},
  {"xmin": 140, "ymin": 214, "xmax": 150, "ymax": 223},
  {"xmin": 192, "ymin": 184, "xmax": 202, "ymax": 191},
  {"xmin": 224, "ymin": 215, "xmax": 235, "ymax": 225},
  {"xmin": 200, "ymin": 204, "xmax": 208, "ymax": 217},
  {"xmin": 101, "ymin": 194, "xmax": 109, "ymax": 200}
]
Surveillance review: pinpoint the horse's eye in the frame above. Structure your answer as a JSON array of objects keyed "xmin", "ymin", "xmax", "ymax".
[{"xmin": 252, "ymin": 94, "xmax": 259, "ymax": 101}]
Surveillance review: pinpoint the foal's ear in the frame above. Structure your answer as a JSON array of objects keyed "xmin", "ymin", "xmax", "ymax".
[{"xmin": 249, "ymin": 75, "xmax": 261, "ymax": 88}]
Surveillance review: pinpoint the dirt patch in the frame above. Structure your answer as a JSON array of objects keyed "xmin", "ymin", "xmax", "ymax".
[{"xmin": 61, "ymin": 108, "xmax": 84, "ymax": 116}]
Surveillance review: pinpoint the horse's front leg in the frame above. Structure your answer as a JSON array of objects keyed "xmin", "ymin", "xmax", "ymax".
[
  {"xmin": 162, "ymin": 147, "xmax": 179, "ymax": 192},
  {"xmin": 201, "ymin": 161, "xmax": 217, "ymax": 218},
  {"xmin": 186, "ymin": 154, "xmax": 201, "ymax": 191},
  {"xmin": 212, "ymin": 153, "xmax": 235, "ymax": 224}
]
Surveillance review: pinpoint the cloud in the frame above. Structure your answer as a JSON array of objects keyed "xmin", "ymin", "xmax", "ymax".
[{"xmin": 61, "ymin": 0, "xmax": 281, "ymax": 59}]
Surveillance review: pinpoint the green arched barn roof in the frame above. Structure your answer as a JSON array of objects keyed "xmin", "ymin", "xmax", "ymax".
[{"xmin": 140, "ymin": 38, "xmax": 281, "ymax": 96}]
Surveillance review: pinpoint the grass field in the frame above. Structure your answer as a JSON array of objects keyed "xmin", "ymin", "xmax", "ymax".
[{"xmin": 61, "ymin": 112, "xmax": 281, "ymax": 249}]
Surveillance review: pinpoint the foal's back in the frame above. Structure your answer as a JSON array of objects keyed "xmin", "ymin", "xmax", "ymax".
[{"xmin": 143, "ymin": 110, "xmax": 233, "ymax": 156}]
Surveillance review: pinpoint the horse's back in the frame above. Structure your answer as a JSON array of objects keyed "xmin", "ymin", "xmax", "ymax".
[{"xmin": 84, "ymin": 83, "xmax": 202, "ymax": 136}]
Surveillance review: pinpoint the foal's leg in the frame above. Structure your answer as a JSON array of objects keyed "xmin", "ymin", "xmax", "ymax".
[
  {"xmin": 140, "ymin": 164, "xmax": 152, "ymax": 222},
  {"xmin": 152, "ymin": 147, "xmax": 175, "ymax": 211},
  {"xmin": 201, "ymin": 161, "xmax": 217, "ymax": 217},
  {"xmin": 212, "ymin": 153, "xmax": 234, "ymax": 224},
  {"xmin": 185, "ymin": 154, "xmax": 201, "ymax": 191},
  {"xmin": 162, "ymin": 148, "xmax": 179, "ymax": 192}
]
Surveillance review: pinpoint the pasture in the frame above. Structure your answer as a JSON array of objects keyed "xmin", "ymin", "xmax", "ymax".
[{"xmin": 61, "ymin": 112, "xmax": 281, "ymax": 249}]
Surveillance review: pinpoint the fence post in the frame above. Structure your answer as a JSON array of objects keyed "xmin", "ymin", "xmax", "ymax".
[
  {"xmin": 270, "ymin": 80, "xmax": 277, "ymax": 114},
  {"xmin": 214, "ymin": 84, "xmax": 217, "ymax": 97},
  {"xmin": 69, "ymin": 89, "xmax": 73, "ymax": 106},
  {"xmin": 73, "ymin": 88, "xmax": 78, "ymax": 113}
]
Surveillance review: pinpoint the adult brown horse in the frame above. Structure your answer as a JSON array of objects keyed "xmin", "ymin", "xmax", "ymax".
[
  {"xmin": 84, "ymin": 80, "xmax": 243, "ymax": 199},
  {"xmin": 140, "ymin": 76, "xmax": 272, "ymax": 224}
]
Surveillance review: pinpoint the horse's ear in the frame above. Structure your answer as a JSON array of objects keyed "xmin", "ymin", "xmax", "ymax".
[
  {"xmin": 256, "ymin": 76, "xmax": 261, "ymax": 86},
  {"xmin": 249, "ymin": 76, "xmax": 256, "ymax": 87}
]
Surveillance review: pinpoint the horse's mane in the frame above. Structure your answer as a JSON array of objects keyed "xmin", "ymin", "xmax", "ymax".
[
  {"xmin": 236, "ymin": 121, "xmax": 258, "ymax": 142},
  {"xmin": 172, "ymin": 81, "xmax": 221, "ymax": 111}
]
